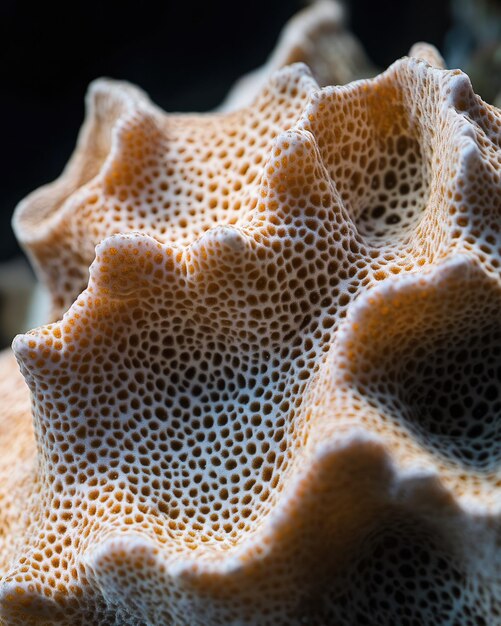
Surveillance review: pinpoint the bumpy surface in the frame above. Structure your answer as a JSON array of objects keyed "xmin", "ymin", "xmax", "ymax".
[{"xmin": 3, "ymin": 33, "xmax": 501, "ymax": 626}]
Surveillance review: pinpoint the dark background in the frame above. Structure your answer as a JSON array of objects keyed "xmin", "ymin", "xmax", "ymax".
[{"xmin": 0, "ymin": 0, "xmax": 462, "ymax": 262}]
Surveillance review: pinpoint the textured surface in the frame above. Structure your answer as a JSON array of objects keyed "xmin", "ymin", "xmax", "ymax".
[{"xmin": 2, "ymin": 29, "xmax": 501, "ymax": 626}]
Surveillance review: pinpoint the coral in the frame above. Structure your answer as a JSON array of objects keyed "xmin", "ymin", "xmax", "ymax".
[
  {"xmin": 219, "ymin": 0, "xmax": 375, "ymax": 111},
  {"xmin": 3, "ymin": 16, "xmax": 501, "ymax": 626}
]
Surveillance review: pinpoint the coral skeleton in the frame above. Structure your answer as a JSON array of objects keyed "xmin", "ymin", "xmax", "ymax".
[{"xmin": 1, "ymin": 4, "xmax": 501, "ymax": 625}]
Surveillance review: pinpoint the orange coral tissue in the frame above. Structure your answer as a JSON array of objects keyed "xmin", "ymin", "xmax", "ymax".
[{"xmin": 1, "ymin": 6, "xmax": 501, "ymax": 626}]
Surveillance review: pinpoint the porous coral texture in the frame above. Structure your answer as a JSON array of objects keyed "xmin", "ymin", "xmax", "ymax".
[{"xmin": 2, "ymin": 45, "xmax": 501, "ymax": 626}]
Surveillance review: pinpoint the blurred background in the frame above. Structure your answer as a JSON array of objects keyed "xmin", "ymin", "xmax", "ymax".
[{"xmin": 0, "ymin": 0, "xmax": 500, "ymax": 345}]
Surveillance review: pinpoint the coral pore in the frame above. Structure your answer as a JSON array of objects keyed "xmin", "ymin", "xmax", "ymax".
[{"xmin": 2, "ymin": 14, "xmax": 501, "ymax": 626}]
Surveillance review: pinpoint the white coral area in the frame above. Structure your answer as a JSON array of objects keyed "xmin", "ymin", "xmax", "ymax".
[{"xmin": 0, "ymin": 5, "xmax": 501, "ymax": 626}]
